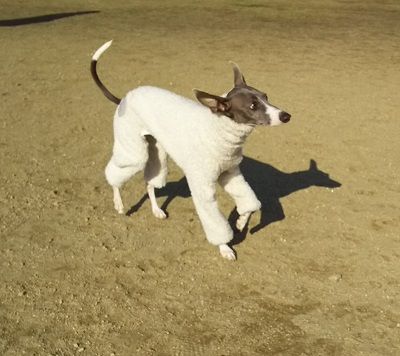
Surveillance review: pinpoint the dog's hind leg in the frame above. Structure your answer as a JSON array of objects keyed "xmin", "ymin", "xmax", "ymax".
[
  {"xmin": 146, "ymin": 184, "xmax": 166, "ymax": 219},
  {"xmin": 105, "ymin": 117, "xmax": 149, "ymax": 214},
  {"xmin": 219, "ymin": 166, "xmax": 261, "ymax": 231},
  {"xmin": 144, "ymin": 135, "xmax": 168, "ymax": 219},
  {"xmin": 105, "ymin": 156, "xmax": 148, "ymax": 214},
  {"xmin": 113, "ymin": 186, "xmax": 124, "ymax": 214}
]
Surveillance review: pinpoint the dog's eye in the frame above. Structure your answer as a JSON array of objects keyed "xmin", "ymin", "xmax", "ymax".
[{"xmin": 250, "ymin": 102, "xmax": 258, "ymax": 110}]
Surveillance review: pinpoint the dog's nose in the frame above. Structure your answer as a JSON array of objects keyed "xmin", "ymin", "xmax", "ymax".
[{"xmin": 279, "ymin": 111, "xmax": 291, "ymax": 123}]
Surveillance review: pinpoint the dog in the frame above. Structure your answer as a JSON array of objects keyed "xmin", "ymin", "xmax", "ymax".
[{"xmin": 91, "ymin": 41, "xmax": 291, "ymax": 260}]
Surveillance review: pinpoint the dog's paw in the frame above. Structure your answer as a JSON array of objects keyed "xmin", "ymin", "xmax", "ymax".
[
  {"xmin": 152, "ymin": 207, "xmax": 167, "ymax": 219},
  {"xmin": 219, "ymin": 244, "xmax": 236, "ymax": 261},
  {"xmin": 236, "ymin": 212, "xmax": 250, "ymax": 231}
]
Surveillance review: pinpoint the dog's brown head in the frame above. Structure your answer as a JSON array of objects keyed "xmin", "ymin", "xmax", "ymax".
[{"xmin": 194, "ymin": 63, "xmax": 291, "ymax": 126}]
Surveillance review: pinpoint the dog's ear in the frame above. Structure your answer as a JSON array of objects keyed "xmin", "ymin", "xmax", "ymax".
[
  {"xmin": 230, "ymin": 61, "xmax": 246, "ymax": 87},
  {"xmin": 193, "ymin": 89, "xmax": 231, "ymax": 114}
]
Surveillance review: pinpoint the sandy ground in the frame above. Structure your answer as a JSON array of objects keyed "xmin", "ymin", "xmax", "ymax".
[{"xmin": 1, "ymin": 0, "xmax": 400, "ymax": 355}]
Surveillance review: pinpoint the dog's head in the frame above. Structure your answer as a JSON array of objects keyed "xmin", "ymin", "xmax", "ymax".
[{"xmin": 194, "ymin": 63, "xmax": 291, "ymax": 126}]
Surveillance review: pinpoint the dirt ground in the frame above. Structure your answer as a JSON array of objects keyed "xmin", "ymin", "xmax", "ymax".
[{"xmin": 1, "ymin": 0, "xmax": 399, "ymax": 355}]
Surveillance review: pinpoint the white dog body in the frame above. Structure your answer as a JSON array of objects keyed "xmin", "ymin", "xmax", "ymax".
[
  {"xmin": 117, "ymin": 86, "xmax": 251, "ymax": 175},
  {"xmin": 107, "ymin": 86, "xmax": 260, "ymax": 252},
  {"xmin": 91, "ymin": 41, "xmax": 291, "ymax": 260}
]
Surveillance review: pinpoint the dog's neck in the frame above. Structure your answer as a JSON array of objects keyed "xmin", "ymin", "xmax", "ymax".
[
  {"xmin": 217, "ymin": 113, "xmax": 254, "ymax": 146},
  {"xmin": 204, "ymin": 113, "xmax": 254, "ymax": 170}
]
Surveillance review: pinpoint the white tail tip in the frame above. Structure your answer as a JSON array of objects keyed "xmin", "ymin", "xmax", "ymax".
[{"xmin": 92, "ymin": 40, "xmax": 113, "ymax": 61}]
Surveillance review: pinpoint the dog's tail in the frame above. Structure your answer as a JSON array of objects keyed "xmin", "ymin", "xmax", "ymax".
[{"xmin": 90, "ymin": 40, "xmax": 121, "ymax": 105}]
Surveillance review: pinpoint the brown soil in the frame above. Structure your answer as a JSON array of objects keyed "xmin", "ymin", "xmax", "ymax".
[{"xmin": 1, "ymin": 1, "xmax": 399, "ymax": 355}]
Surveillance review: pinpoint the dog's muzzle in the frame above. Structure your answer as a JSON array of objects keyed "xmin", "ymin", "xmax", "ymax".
[{"xmin": 279, "ymin": 111, "xmax": 291, "ymax": 123}]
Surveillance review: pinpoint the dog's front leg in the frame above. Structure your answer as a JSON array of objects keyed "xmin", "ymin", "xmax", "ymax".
[
  {"xmin": 219, "ymin": 166, "xmax": 261, "ymax": 231},
  {"xmin": 186, "ymin": 176, "xmax": 236, "ymax": 260},
  {"xmin": 235, "ymin": 212, "xmax": 252, "ymax": 231}
]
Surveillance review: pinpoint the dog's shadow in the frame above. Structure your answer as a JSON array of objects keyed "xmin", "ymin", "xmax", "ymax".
[{"xmin": 127, "ymin": 157, "xmax": 341, "ymax": 246}]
